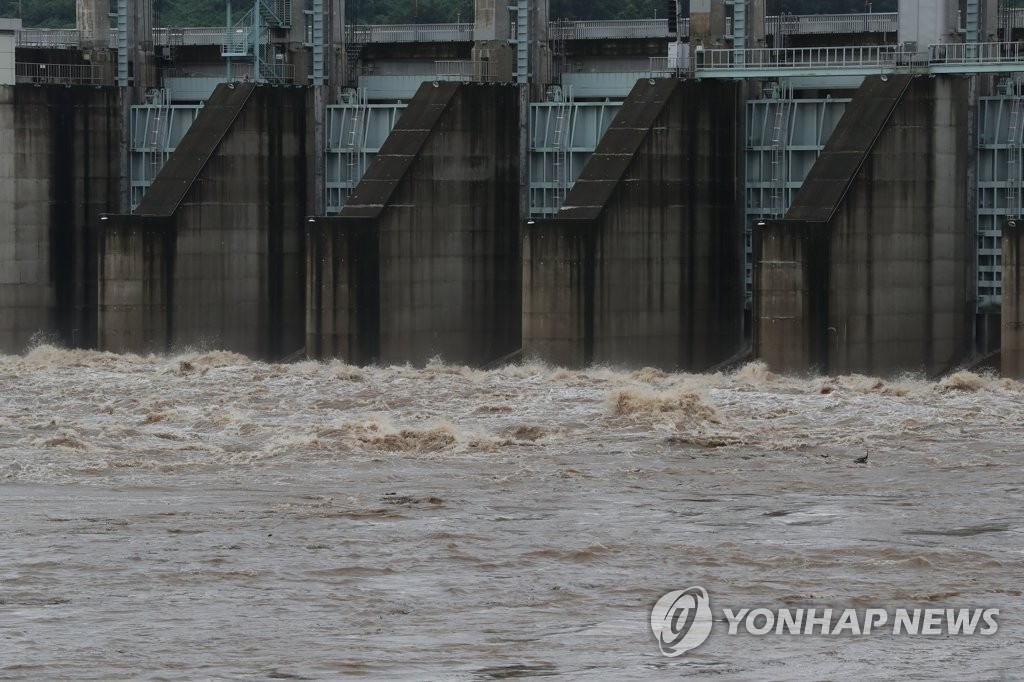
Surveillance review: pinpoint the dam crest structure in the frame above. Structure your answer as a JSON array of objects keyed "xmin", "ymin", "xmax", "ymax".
[{"xmin": 4, "ymin": 0, "xmax": 1024, "ymax": 378}]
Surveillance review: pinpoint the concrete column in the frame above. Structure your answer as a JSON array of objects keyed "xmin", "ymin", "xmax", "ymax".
[
  {"xmin": 329, "ymin": 0, "xmax": 346, "ymax": 95},
  {"xmin": 130, "ymin": 0, "xmax": 156, "ymax": 91},
  {"xmin": 1004, "ymin": 219, "xmax": 1024, "ymax": 379},
  {"xmin": 76, "ymin": 0, "xmax": 111, "ymax": 51},
  {"xmin": 753, "ymin": 222, "xmax": 830, "ymax": 373},
  {"xmin": 898, "ymin": 0, "xmax": 958, "ymax": 55},
  {"xmin": 980, "ymin": 0, "xmax": 999, "ymax": 43},
  {"xmin": 308, "ymin": 82, "xmax": 522, "ymax": 366},
  {"xmin": 523, "ymin": 79, "xmax": 745, "ymax": 371},
  {"xmin": 749, "ymin": 0, "xmax": 766, "ymax": 48},
  {"xmin": 689, "ymin": 0, "xmax": 727, "ymax": 67},
  {"xmin": 530, "ymin": 0, "xmax": 552, "ymax": 96},
  {"xmin": 285, "ymin": 0, "xmax": 312, "ymax": 85},
  {"xmin": 753, "ymin": 75, "xmax": 974, "ymax": 376},
  {"xmin": 473, "ymin": 0, "xmax": 515, "ymax": 82}
]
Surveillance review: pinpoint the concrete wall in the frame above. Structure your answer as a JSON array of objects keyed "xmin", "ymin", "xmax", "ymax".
[
  {"xmin": 308, "ymin": 82, "xmax": 522, "ymax": 366},
  {"xmin": 0, "ymin": 85, "xmax": 123, "ymax": 353},
  {"xmin": 753, "ymin": 222, "xmax": 830, "ymax": 373},
  {"xmin": 96, "ymin": 217, "xmax": 173, "ymax": 351},
  {"xmin": 472, "ymin": 0, "xmax": 515, "ymax": 81},
  {"xmin": 0, "ymin": 22, "xmax": 16, "ymax": 86},
  {"xmin": 130, "ymin": 0, "xmax": 156, "ymax": 90},
  {"xmin": 77, "ymin": 0, "xmax": 111, "ymax": 50},
  {"xmin": 524, "ymin": 78, "xmax": 745, "ymax": 371},
  {"xmin": 1004, "ymin": 219, "xmax": 1024, "ymax": 379},
  {"xmin": 306, "ymin": 218, "xmax": 379, "ymax": 362},
  {"xmin": 829, "ymin": 76, "xmax": 972, "ymax": 375},
  {"xmin": 99, "ymin": 85, "xmax": 309, "ymax": 359},
  {"xmin": 754, "ymin": 75, "xmax": 973, "ymax": 376}
]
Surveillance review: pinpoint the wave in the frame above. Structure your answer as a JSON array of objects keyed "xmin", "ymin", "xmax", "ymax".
[{"xmin": 3, "ymin": 346, "xmax": 1024, "ymax": 483}]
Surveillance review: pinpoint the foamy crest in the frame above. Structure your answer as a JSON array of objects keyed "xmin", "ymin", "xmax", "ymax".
[
  {"xmin": 732, "ymin": 360, "xmax": 779, "ymax": 386},
  {"xmin": 938, "ymin": 371, "xmax": 988, "ymax": 392},
  {"xmin": 608, "ymin": 387, "xmax": 718, "ymax": 425}
]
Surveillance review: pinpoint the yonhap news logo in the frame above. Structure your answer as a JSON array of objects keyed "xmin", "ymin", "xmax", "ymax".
[
  {"xmin": 651, "ymin": 587, "xmax": 999, "ymax": 657},
  {"xmin": 650, "ymin": 587, "xmax": 714, "ymax": 656}
]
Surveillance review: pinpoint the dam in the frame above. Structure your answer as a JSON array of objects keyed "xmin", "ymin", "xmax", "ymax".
[{"xmin": 4, "ymin": 0, "xmax": 1024, "ymax": 378}]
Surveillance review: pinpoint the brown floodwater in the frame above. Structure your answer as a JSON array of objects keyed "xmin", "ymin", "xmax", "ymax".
[{"xmin": 0, "ymin": 346, "xmax": 1021, "ymax": 679}]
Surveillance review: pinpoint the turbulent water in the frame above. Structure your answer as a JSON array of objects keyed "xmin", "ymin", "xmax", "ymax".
[{"xmin": 0, "ymin": 346, "xmax": 1021, "ymax": 680}]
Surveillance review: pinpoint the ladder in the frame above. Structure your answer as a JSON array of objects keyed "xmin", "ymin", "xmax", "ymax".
[
  {"xmin": 769, "ymin": 85, "xmax": 792, "ymax": 218},
  {"xmin": 551, "ymin": 87, "xmax": 573, "ymax": 211},
  {"xmin": 149, "ymin": 89, "xmax": 171, "ymax": 182},
  {"xmin": 1008, "ymin": 89, "xmax": 1023, "ymax": 218},
  {"xmin": 345, "ymin": 88, "xmax": 367, "ymax": 202}
]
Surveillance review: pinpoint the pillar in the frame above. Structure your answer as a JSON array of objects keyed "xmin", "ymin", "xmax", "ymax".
[{"xmin": 1004, "ymin": 219, "xmax": 1024, "ymax": 378}]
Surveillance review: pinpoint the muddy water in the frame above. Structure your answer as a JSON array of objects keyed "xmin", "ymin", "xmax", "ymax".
[{"xmin": 0, "ymin": 347, "xmax": 1021, "ymax": 680}]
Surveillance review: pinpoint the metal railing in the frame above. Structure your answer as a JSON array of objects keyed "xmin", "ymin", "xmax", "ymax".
[
  {"xmin": 14, "ymin": 12, "xmax": 906, "ymax": 51},
  {"xmin": 700, "ymin": 44, "xmax": 909, "ymax": 71},
  {"xmin": 161, "ymin": 63, "xmax": 256, "ymax": 80},
  {"xmin": 648, "ymin": 56, "xmax": 685, "ymax": 77},
  {"xmin": 553, "ymin": 19, "xmax": 668, "ymax": 40},
  {"xmin": 15, "ymin": 62, "xmax": 106, "ymax": 85},
  {"xmin": 696, "ymin": 42, "xmax": 1024, "ymax": 72},
  {"xmin": 765, "ymin": 12, "xmax": 897, "ymax": 36},
  {"xmin": 697, "ymin": 45, "xmax": 904, "ymax": 71},
  {"xmin": 434, "ymin": 60, "xmax": 498, "ymax": 82},
  {"xmin": 1001, "ymin": 8, "xmax": 1024, "ymax": 29},
  {"xmin": 154, "ymin": 27, "xmax": 227, "ymax": 46},
  {"xmin": 16, "ymin": 28, "xmax": 80, "ymax": 48},
  {"xmin": 935, "ymin": 41, "xmax": 1024, "ymax": 64},
  {"xmin": 352, "ymin": 23, "xmax": 474, "ymax": 44}
]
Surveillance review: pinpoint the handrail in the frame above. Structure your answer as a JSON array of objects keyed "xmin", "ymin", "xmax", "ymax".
[
  {"xmin": 16, "ymin": 61, "xmax": 106, "ymax": 85},
  {"xmin": 695, "ymin": 42, "xmax": 1024, "ymax": 72},
  {"xmin": 434, "ymin": 59, "xmax": 498, "ymax": 82},
  {"xmin": 765, "ymin": 12, "xmax": 898, "ymax": 36},
  {"xmin": 352, "ymin": 23, "xmax": 474, "ymax": 43},
  {"xmin": 14, "ymin": 12, "xmax": 908, "ymax": 50},
  {"xmin": 553, "ymin": 19, "xmax": 668, "ymax": 40}
]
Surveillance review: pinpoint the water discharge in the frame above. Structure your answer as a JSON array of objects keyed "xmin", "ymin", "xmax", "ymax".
[{"xmin": 0, "ymin": 347, "xmax": 1021, "ymax": 679}]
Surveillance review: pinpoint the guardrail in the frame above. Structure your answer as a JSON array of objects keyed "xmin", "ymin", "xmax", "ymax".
[
  {"xmin": 1001, "ymin": 8, "xmax": 1024, "ymax": 29},
  {"xmin": 553, "ymin": 19, "xmax": 668, "ymax": 40},
  {"xmin": 699, "ymin": 44, "xmax": 903, "ymax": 70},
  {"xmin": 15, "ymin": 62, "xmax": 106, "ymax": 85},
  {"xmin": 154, "ymin": 27, "xmax": 228, "ymax": 46},
  {"xmin": 352, "ymin": 23, "xmax": 474, "ymax": 43},
  {"xmin": 16, "ymin": 28, "xmax": 80, "ymax": 48},
  {"xmin": 695, "ymin": 42, "xmax": 1024, "ymax": 73},
  {"xmin": 935, "ymin": 41, "xmax": 1024, "ymax": 64},
  {"xmin": 14, "ymin": 12, "xmax": 906, "ymax": 51},
  {"xmin": 765, "ymin": 12, "xmax": 897, "ymax": 36},
  {"xmin": 434, "ymin": 60, "xmax": 498, "ymax": 82}
]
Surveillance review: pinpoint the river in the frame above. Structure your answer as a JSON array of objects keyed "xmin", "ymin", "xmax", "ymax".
[{"xmin": 0, "ymin": 346, "xmax": 1020, "ymax": 679}]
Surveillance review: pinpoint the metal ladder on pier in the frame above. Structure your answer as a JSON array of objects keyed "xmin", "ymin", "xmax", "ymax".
[
  {"xmin": 345, "ymin": 88, "xmax": 367, "ymax": 202},
  {"xmin": 1008, "ymin": 87, "xmax": 1023, "ymax": 218},
  {"xmin": 551, "ymin": 87, "xmax": 574, "ymax": 211},
  {"xmin": 769, "ymin": 84, "xmax": 792, "ymax": 218},
  {"xmin": 148, "ymin": 89, "xmax": 171, "ymax": 184}
]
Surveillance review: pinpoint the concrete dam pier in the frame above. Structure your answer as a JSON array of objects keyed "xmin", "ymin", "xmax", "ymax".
[
  {"xmin": 99, "ymin": 84, "xmax": 308, "ymax": 359},
  {"xmin": 6, "ymin": 0, "xmax": 1024, "ymax": 376},
  {"xmin": 306, "ymin": 82, "xmax": 521, "ymax": 367},
  {"xmin": 754, "ymin": 74, "xmax": 974, "ymax": 377},
  {"xmin": 1004, "ymin": 219, "xmax": 1024, "ymax": 379},
  {"xmin": 523, "ymin": 79, "xmax": 744, "ymax": 370},
  {"xmin": 0, "ymin": 85, "xmax": 121, "ymax": 352}
]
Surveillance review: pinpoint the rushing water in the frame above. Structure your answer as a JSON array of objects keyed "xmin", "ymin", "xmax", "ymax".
[{"xmin": 0, "ymin": 346, "xmax": 1021, "ymax": 680}]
